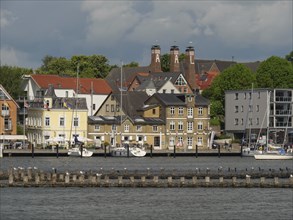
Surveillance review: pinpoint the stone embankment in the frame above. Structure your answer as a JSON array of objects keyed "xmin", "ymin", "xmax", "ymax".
[{"xmin": 1, "ymin": 167, "xmax": 292, "ymax": 188}]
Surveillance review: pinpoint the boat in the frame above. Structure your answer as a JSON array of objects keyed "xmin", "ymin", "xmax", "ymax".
[
  {"xmin": 68, "ymin": 147, "xmax": 93, "ymax": 157},
  {"xmin": 254, "ymin": 144, "xmax": 293, "ymax": 160},
  {"xmin": 111, "ymin": 145, "xmax": 146, "ymax": 157}
]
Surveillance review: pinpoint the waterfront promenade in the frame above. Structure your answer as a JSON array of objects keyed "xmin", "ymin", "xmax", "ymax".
[{"xmin": 1, "ymin": 144, "xmax": 242, "ymax": 157}]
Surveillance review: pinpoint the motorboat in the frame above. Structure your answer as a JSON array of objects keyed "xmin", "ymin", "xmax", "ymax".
[
  {"xmin": 111, "ymin": 146, "xmax": 146, "ymax": 157},
  {"xmin": 68, "ymin": 147, "xmax": 93, "ymax": 157}
]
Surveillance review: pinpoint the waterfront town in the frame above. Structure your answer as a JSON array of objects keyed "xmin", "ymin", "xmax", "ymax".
[{"xmin": 0, "ymin": 45, "xmax": 293, "ymax": 154}]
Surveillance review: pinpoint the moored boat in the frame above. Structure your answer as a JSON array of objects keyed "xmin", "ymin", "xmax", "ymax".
[
  {"xmin": 111, "ymin": 146, "xmax": 146, "ymax": 157},
  {"xmin": 68, "ymin": 147, "xmax": 93, "ymax": 157}
]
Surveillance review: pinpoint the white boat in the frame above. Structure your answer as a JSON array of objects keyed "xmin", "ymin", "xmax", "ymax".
[
  {"xmin": 254, "ymin": 146, "xmax": 293, "ymax": 160},
  {"xmin": 68, "ymin": 147, "xmax": 93, "ymax": 157},
  {"xmin": 111, "ymin": 146, "xmax": 146, "ymax": 157},
  {"xmin": 254, "ymin": 154, "xmax": 293, "ymax": 160}
]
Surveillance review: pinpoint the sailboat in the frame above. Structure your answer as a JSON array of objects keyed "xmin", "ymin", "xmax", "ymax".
[
  {"xmin": 67, "ymin": 64, "xmax": 93, "ymax": 158},
  {"xmin": 254, "ymin": 90, "xmax": 293, "ymax": 160}
]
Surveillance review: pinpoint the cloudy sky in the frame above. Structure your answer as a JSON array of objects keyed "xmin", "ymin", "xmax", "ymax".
[{"xmin": 1, "ymin": 0, "xmax": 292, "ymax": 69}]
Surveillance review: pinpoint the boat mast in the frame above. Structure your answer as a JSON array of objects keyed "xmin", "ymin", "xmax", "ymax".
[
  {"xmin": 120, "ymin": 61, "xmax": 123, "ymax": 147},
  {"xmin": 266, "ymin": 90, "xmax": 271, "ymax": 150}
]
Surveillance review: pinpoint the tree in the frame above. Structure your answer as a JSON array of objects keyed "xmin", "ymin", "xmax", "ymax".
[
  {"xmin": 202, "ymin": 64, "xmax": 256, "ymax": 120},
  {"xmin": 255, "ymin": 56, "xmax": 293, "ymax": 89},
  {"xmin": 123, "ymin": 62, "xmax": 139, "ymax": 68},
  {"xmin": 37, "ymin": 54, "xmax": 111, "ymax": 78},
  {"xmin": 0, "ymin": 65, "xmax": 32, "ymax": 99},
  {"xmin": 285, "ymin": 51, "xmax": 293, "ymax": 63},
  {"xmin": 161, "ymin": 53, "xmax": 185, "ymax": 72}
]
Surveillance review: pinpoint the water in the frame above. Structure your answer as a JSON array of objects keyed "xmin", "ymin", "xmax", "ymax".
[
  {"xmin": 1, "ymin": 157, "xmax": 293, "ymax": 219},
  {"xmin": 0, "ymin": 188, "xmax": 292, "ymax": 220}
]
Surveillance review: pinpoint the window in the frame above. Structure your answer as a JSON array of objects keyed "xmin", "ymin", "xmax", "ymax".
[
  {"xmin": 175, "ymin": 75, "xmax": 186, "ymax": 86},
  {"xmin": 234, "ymin": 118, "xmax": 239, "ymax": 125},
  {"xmin": 197, "ymin": 137, "xmax": 203, "ymax": 146},
  {"xmin": 93, "ymin": 104, "xmax": 96, "ymax": 110},
  {"xmin": 258, "ymin": 92, "xmax": 261, "ymax": 99},
  {"xmin": 244, "ymin": 93, "xmax": 247, "ymax": 99},
  {"xmin": 249, "ymin": 92, "xmax": 252, "ymax": 99},
  {"xmin": 178, "ymin": 136, "xmax": 183, "ymax": 145},
  {"xmin": 178, "ymin": 121, "xmax": 183, "ymax": 130},
  {"xmin": 59, "ymin": 117, "xmax": 65, "ymax": 127},
  {"xmin": 183, "ymin": 88, "xmax": 187, "ymax": 93},
  {"xmin": 241, "ymin": 106, "xmax": 244, "ymax": 112},
  {"xmin": 187, "ymin": 107, "xmax": 193, "ymax": 118},
  {"xmin": 235, "ymin": 106, "xmax": 239, "ymax": 113},
  {"xmin": 170, "ymin": 121, "xmax": 175, "ymax": 130},
  {"xmin": 154, "ymin": 137, "xmax": 160, "ymax": 146},
  {"xmin": 45, "ymin": 117, "xmax": 50, "ymax": 126},
  {"xmin": 187, "ymin": 137, "xmax": 193, "ymax": 147},
  {"xmin": 136, "ymin": 125, "xmax": 142, "ymax": 132},
  {"xmin": 188, "ymin": 96, "xmax": 193, "ymax": 102},
  {"xmin": 241, "ymin": 118, "xmax": 244, "ymax": 125},
  {"xmin": 198, "ymin": 107, "xmax": 203, "ymax": 115},
  {"xmin": 169, "ymin": 137, "xmax": 175, "ymax": 146},
  {"xmin": 112, "ymin": 125, "xmax": 116, "ymax": 131},
  {"xmin": 111, "ymin": 104, "xmax": 114, "ymax": 112},
  {"xmin": 106, "ymin": 104, "xmax": 109, "ymax": 112},
  {"xmin": 256, "ymin": 118, "xmax": 259, "ymax": 125},
  {"xmin": 249, "ymin": 105, "xmax": 253, "ymax": 112},
  {"xmin": 171, "ymin": 89, "xmax": 174, "ymax": 94},
  {"xmin": 256, "ymin": 105, "xmax": 259, "ymax": 112},
  {"xmin": 170, "ymin": 107, "xmax": 175, "ymax": 115},
  {"xmin": 73, "ymin": 117, "xmax": 79, "ymax": 127},
  {"xmin": 65, "ymin": 91, "xmax": 69, "ymax": 97},
  {"xmin": 124, "ymin": 124, "xmax": 129, "ymax": 132},
  {"xmin": 152, "ymin": 109, "xmax": 156, "ymax": 115},
  {"xmin": 178, "ymin": 107, "xmax": 184, "ymax": 115},
  {"xmin": 235, "ymin": 93, "xmax": 238, "ymax": 100},
  {"xmin": 111, "ymin": 95, "xmax": 114, "ymax": 100},
  {"xmin": 197, "ymin": 121, "xmax": 203, "ymax": 130},
  {"xmin": 163, "ymin": 89, "xmax": 166, "ymax": 93},
  {"xmin": 116, "ymin": 105, "xmax": 120, "ymax": 112},
  {"xmin": 4, "ymin": 118, "xmax": 12, "ymax": 130},
  {"xmin": 187, "ymin": 122, "xmax": 193, "ymax": 132},
  {"xmin": 249, "ymin": 118, "xmax": 252, "ymax": 126},
  {"xmin": 94, "ymin": 125, "xmax": 100, "ymax": 131},
  {"xmin": 152, "ymin": 125, "xmax": 158, "ymax": 132}
]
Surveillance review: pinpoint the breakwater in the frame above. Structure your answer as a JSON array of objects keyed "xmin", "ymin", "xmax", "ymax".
[{"xmin": 1, "ymin": 167, "xmax": 292, "ymax": 188}]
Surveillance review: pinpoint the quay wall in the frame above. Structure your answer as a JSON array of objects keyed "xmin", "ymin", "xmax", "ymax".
[{"xmin": 1, "ymin": 167, "xmax": 292, "ymax": 188}]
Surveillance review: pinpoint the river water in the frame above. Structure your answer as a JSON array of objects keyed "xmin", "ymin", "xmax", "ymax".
[{"xmin": 0, "ymin": 157, "xmax": 292, "ymax": 220}]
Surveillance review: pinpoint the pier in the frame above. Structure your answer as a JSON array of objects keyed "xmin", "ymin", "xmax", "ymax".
[{"xmin": 1, "ymin": 167, "xmax": 292, "ymax": 188}]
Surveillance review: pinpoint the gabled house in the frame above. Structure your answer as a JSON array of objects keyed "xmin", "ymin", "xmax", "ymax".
[
  {"xmin": 26, "ymin": 85, "xmax": 88, "ymax": 148},
  {"xmin": 0, "ymin": 84, "xmax": 19, "ymax": 136},
  {"xmin": 22, "ymin": 74, "xmax": 112, "ymax": 116}
]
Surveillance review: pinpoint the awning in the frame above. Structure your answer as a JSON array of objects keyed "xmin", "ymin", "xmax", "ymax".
[{"xmin": 0, "ymin": 135, "xmax": 27, "ymax": 140}]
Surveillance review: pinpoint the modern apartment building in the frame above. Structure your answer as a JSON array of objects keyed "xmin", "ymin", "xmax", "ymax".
[{"xmin": 225, "ymin": 88, "xmax": 293, "ymax": 145}]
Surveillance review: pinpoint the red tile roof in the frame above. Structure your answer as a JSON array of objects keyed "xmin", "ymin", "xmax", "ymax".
[
  {"xmin": 31, "ymin": 74, "xmax": 112, "ymax": 95},
  {"xmin": 195, "ymin": 71, "xmax": 219, "ymax": 90}
]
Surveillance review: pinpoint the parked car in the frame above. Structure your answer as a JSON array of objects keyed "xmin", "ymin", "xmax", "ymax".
[{"xmin": 212, "ymin": 142, "xmax": 220, "ymax": 149}]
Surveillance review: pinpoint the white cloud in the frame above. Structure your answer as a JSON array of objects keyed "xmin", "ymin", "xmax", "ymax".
[{"xmin": 0, "ymin": 9, "xmax": 17, "ymax": 28}]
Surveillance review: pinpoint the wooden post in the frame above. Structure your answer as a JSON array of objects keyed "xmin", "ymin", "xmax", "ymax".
[
  {"xmin": 9, "ymin": 173, "xmax": 13, "ymax": 185},
  {"xmin": 72, "ymin": 174, "xmax": 77, "ymax": 182},
  {"xmin": 192, "ymin": 176, "xmax": 197, "ymax": 186},
  {"xmin": 59, "ymin": 174, "xmax": 64, "ymax": 182},
  {"xmin": 219, "ymin": 176, "xmax": 224, "ymax": 185},
  {"xmin": 246, "ymin": 176, "xmax": 251, "ymax": 187},
  {"xmin": 205, "ymin": 176, "xmax": 210, "ymax": 185},
  {"xmin": 118, "ymin": 176, "xmax": 123, "ymax": 185},
  {"xmin": 104, "ymin": 145, "xmax": 107, "ymax": 158},
  {"xmin": 153, "ymin": 176, "xmax": 159, "ymax": 185},
  {"xmin": 260, "ymin": 177, "xmax": 265, "ymax": 187},
  {"xmin": 52, "ymin": 174, "xmax": 57, "ymax": 184},
  {"xmin": 78, "ymin": 175, "xmax": 84, "ymax": 183},
  {"xmin": 141, "ymin": 176, "xmax": 146, "ymax": 186},
  {"xmin": 218, "ymin": 145, "xmax": 220, "ymax": 158},
  {"xmin": 23, "ymin": 176, "xmax": 28, "ymax": 184},
  {"xmin": 180, "ymin": 177, "xmax": 185, "ymax": 186},
  {"xmin": 130, "ymin": 176, "xmax": 135, "ymax": 185},
  {"xmin": 232, "ymin": 176, "xmax": 237, "ymax": 186},
  {"xmin": 35, "ymin": 174, "xmax": 40, "ymax": 184},
  {"xmin": 195, "ymin": 145, "xmax": 198, "ymax": 158},
  {"xmin": 56, "ymin": 144, "xmax": 59, "ymax": 158},
  {"xmin": 167, "ymin": 176, "xmax": 173, "ymax": 187},
  {"xmin": 65, "ymin": 174, "xmax": 70, "ymax": 184},
  {"xmin": 173, "ymin": 144, "xmax": 176, "ymax": 158},
  {"xmin": 274, "ymin": 177, "xmax": 279, "ymax": 187}
]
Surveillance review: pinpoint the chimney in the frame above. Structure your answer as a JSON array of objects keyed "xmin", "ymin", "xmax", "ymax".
[
  {"xmin": 185, "ymin": 46, "xmax": 197, "ymax": 90},
  {"xmin": 170, "ymin": 45, "xmax": 180, "ymax": 72},
  {"xmin": 150, "ymin": 45, "xmax": 162, "ymax": 72}
]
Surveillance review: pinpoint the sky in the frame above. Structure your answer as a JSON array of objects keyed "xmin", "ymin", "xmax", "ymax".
[{"xmin": 0, "ymin": 0, "xmax": 292, "ymax": 69}]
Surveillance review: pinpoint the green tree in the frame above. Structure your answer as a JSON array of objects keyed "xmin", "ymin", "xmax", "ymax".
[
  {"xmin": 255, "ymin": 56, "xmax": 293, "ymax": 88},
  {"xmin": 202, "ymin": 64, "xmax": 256, "ymax": 120},
  {"xmin": 0, "ymin": 65, "xmax": 32, "ymax": 99},
  {"xmin": 123, "ymin": 62, "xmax": 139, "ymax": 67},
  {"xmin": 161, "ymin": 53, "xmax": 185, "ymax": 72}
]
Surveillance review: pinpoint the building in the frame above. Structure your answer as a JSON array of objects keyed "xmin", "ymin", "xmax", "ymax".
[
  {"xmin": 26, "ymin": 85, "xmax": 88, "ymax": 148},
  {"xmin": 225, "ymin": 88, "xmax": 293, "ymax": 145},
  {"xmin": 88, "ymin": 91, "xmax": 211, "ymax": 150},
  {"xmin": 22, "ymin": 74, "xmax": 112, "ymax": 116},
  {"xmin": 0, "ymin": 84, "xmax": 19, "ymax": 135}
]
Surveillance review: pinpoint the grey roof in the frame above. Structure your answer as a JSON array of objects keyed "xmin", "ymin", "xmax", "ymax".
[
  {"xmin": 29, "ymin": 97, "xmax": 87, "ymax": 110},
  {"xmin": 106, "ymin": 66, "xmax": 152, "ymax": 92},
  {"xmin": 112, "ymin": 91, "xmax": 149, "ymax": 118},
  {"xmin": 150, "ymin": 93, "xmax": 209, "ymax": 106},
  {"xmin": 194, "ymin": 94, "xmax": 210, "ymax": 106},
  {"xmin": 44, "ymin": 84, "xmax": 57, "ymax": 98},
  {"xmin": 136, "ymin": 80, "xmax": 156, "ymax": 91}
]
